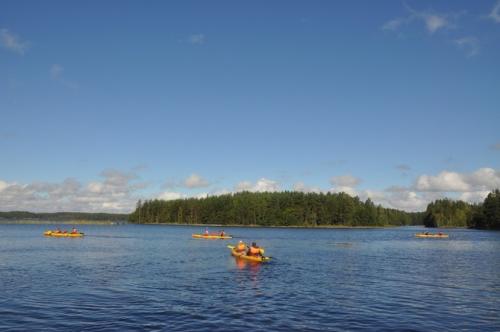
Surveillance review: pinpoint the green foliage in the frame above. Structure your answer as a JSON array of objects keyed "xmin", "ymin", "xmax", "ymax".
[
  {"xmin": 423, "ymin": 189, "xmax": 500, "ymax": 229},
  {"xmin": 129, "ymin": 191, "xmax": 423, "ymax": 227},
  {"xmin": 468, "ymin": 189, "xmax": 500, "ymax": 230},
  {"xmin": 423, "ymin": 199, "xmax": 472, "ymax": 228}
]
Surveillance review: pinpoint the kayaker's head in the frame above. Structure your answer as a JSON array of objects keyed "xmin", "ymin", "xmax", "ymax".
[{"xmin": 239, "ymin": 240, "xmax": 243, "ymax": 243}]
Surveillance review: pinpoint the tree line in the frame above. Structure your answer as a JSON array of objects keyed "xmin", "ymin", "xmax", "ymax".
[
  {"xmin": 423, "ymin": 189, "xmax": 500, "ymax": 229},
  {"xmin": 129, "ymin": 191, "xmax": 424, "ymax": 227},
  {"xmin": 0, "ymin": 211, "xmax": 128, "ymax": 222}
]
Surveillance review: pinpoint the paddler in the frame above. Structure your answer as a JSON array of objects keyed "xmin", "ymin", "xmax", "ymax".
[
  {"xmin": 247, "ymin": 242, "xmax": 262, "ymax": 257},
  {"xmin": 235, "ymin": 240, "xmax": 247, "ymax": 253},
  {"xmin": 71, "ymin": 227, "xmax": 79, "ymax": 234}
]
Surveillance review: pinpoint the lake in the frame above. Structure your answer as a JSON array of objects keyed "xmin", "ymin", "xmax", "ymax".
[{"xmin": 0, "ymin": 224, "xmax": 499, "ymax": 331}]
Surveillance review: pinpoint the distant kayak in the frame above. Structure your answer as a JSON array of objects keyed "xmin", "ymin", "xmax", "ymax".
[
  {"xmin": 228, "ymin": 245, "xmax": 271, "ymax": 263},
  {"xmin": 192, "ymin": 234, "xmax": 232, "ymax": 240},
  {"xmin": 44, "ymin": 231, "xmax": 84, "ymax": 238},
  {"xmin": 415, "ymin": 233, "xmax": 449, "ymax": 238}
]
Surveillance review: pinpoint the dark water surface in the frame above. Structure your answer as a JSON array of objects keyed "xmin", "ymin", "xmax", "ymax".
[{"xmin": 0, "ymin": 224, "xmax": 499, "ymax": 331}]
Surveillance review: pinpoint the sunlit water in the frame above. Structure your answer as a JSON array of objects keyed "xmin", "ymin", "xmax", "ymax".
[{"xmin": 0, "ymin": 224, "xmax": 499, "ymax": 331}]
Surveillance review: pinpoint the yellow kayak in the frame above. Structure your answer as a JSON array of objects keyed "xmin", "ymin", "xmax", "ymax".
[
  {"xmin": 44, "ymin": 231, "xmax": 84, "ymax": 238},
  {"xmin": 228, "ymin": 245, "xmax": 270, "ymax": 263},
  {"xmin": 415, "ymin": 233, "xmax": 449, "ymax": 238},
  {"xmin": 192, "ymin": 234, "xmax": 232, "ymax": 240}
]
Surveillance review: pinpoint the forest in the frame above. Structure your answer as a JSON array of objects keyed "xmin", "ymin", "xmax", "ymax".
[
  {"xmin": 423, "ymin": 189, "xmax": 500, "ymax": 229},
  {"xmin": 129, "ymin": 191, "xmax": 424, "ymax": 227}
]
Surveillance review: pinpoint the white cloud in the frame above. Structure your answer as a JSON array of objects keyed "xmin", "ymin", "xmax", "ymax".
[
  {"xmin": 209, "ymin": 188, "xmax": 231, "ymax": 196},
  {"xmin": 330, "ymin": 175, "xmax": 361, "ymax": 187},
  {"xmin": 415, "ymin": 170, "xmax": 470, "ymax": 192},
  {"xmin": 87, "ymin": 182, "xmax": 103, "ymax": 193},
  {"xmin": 0, "ymin": 170, "xmax": 146, "ymax": 213},
  {"xmin": 157, "ymin": 191, "xmax": 208, "ymax": 201},
  {"xmin": 421, "ymin": 13, "xmax": 449, "ymax": 34},
  {"xmin": 324, "ymin": 167, "xmax": 500, "ymax": 212},
  {"xmin": 350, "ymin": 188, "xmax": 443, "ymax": 212},
  {"xmin": 188, "ymin": 34, "xmax": 205, "ymax": 45},
  {"xmin": 466, "ymin": 168, "xmax": 500, "ymax": 189},
  {"xmin": 184, "ymin": 173, "xmax": 209, "ymax": 188},
  {"xmin": 415, "ymin": 168, "xmax": 500, "ymax": 192},
  {"xmin": 488, "ymin": 0, "xmax": 500, "ymax": 23},
  {"xmin": 459, "ymin": 191, "xmax": 490, "ymax": 203},
  {"xmin": 0, "ymin": 28, "xmax": 29, "ymax": 55},
  {"xmin": 454, "ymin": 36, "xmax": 479, "ymax": 57},
  {"xmin": 235, "ymin": 178, "xmax": 280, "ymax": 192},
  {"xmin": 195, "ymin": 192, "xmax": 209, "ymax": 199},
  {"xmin": 383, "ymin": 5, "xmax": 461, "ymax": 34},
  {"xmin": 383, "ymin": 190, "xmax": 429, "ymax": 212},
  {"xmin": 4, "ymin": 167, "xmax": 497, "ymax": 214},
  {"xmin": 158, "ymin": 191, "xmax": 186, "ymax": 201},
  {"xmin": 0, "ymin": 180, "xmax": 9, "ymax": 192}
]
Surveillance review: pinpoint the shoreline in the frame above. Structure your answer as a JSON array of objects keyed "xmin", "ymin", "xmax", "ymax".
[
  {"xmin": 136, "ymin": 222, "xmax": 404, "ymax": 229},
  {"xmin": 0, "ymin": 220, "xmax": 124, "ymax": 225}
]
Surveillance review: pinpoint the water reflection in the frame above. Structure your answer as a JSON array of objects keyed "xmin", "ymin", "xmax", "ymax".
[
  {"xmin": 233, "ymin": 257, "xmax": 263, "ymax": 273},
  {"xmin": 0, "ymin": 224, "xmax": 499, "ymax": 332}
]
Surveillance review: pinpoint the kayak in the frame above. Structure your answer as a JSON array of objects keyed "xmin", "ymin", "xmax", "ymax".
[
  {"xmin": 192, "ymin": 234, "xmax": 232, "ymax": 240},
  {"xmin": 228, "ymin": 245, "xmax": 271, "ymax": 263},
  {"xmin": 415, "ymin": 233, "xmax": 449, "ymax": 238},
  {"xmin": 230, "ymin": 248, "xmax": 271, "ymax": 263},
  {"xmin": 44, "ymin": 231, "xmax": 84, "ymax": 237}
]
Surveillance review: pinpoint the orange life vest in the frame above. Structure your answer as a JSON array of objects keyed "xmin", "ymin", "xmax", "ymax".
[
  {"xmin": 249, "ymin": 246, "xmax": 261, "ymax": 255},
  {"xmin": 236, "ymin": 243, "xmax": 246, "ymax": 251}
]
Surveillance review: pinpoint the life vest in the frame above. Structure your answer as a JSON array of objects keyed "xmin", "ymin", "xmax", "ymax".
[
  {"xmin": 236, "ymin": 243, "xmax": 246, "ymax": 251},
  {"xmin": 249, "ymin": 246, "xmax": 261, "ymax": 255}
]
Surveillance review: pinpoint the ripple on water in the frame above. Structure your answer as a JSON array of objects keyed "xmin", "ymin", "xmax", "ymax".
[{"xmin": 0, "ymin": 225, "xmax": 499, "ymax": 331}]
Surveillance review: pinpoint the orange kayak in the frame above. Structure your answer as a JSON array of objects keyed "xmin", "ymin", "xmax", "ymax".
[
  {"xmin": 228, "ymin": 246, "xmax": 270, "ymax": 263},
  {"xmin": 44, "ymin": 231, "xmax": 84, "ymax": 237},
  {"xmin": 415, "ymin": 233, "xmax": 449, "ymax": 238},
  {"xmin": 192, "ymin": 234, "xmax": 232, "ymax": 240}
]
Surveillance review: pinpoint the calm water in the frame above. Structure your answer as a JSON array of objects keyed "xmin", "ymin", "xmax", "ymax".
[{"xmin": 0, "ymin": 224, "xmax": 499, "ymax": 331}]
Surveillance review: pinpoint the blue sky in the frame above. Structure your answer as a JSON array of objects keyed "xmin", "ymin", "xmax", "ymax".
[{"xmin": 1, "ymin": 0, "xmax": 499, "ymax": 212}]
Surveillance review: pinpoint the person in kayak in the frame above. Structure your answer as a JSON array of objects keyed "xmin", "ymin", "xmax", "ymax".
[
  {"xmin": 247, "ymin": 242, "xmax": 262, "ymax": 257},
  {"xmin": 220, "ymin": 230, "xmax": 225, "ymax": 236},
  {"xmin": 235, "ymin": 240, "xmax": 247, "ymax": 253},
  {"xmin": 71, "ymin": 227, "xmax": 79, "ymax": 234},
  {"xmin": 204, "ymin": 228, "xmax": 209, "ymax": 235}
]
